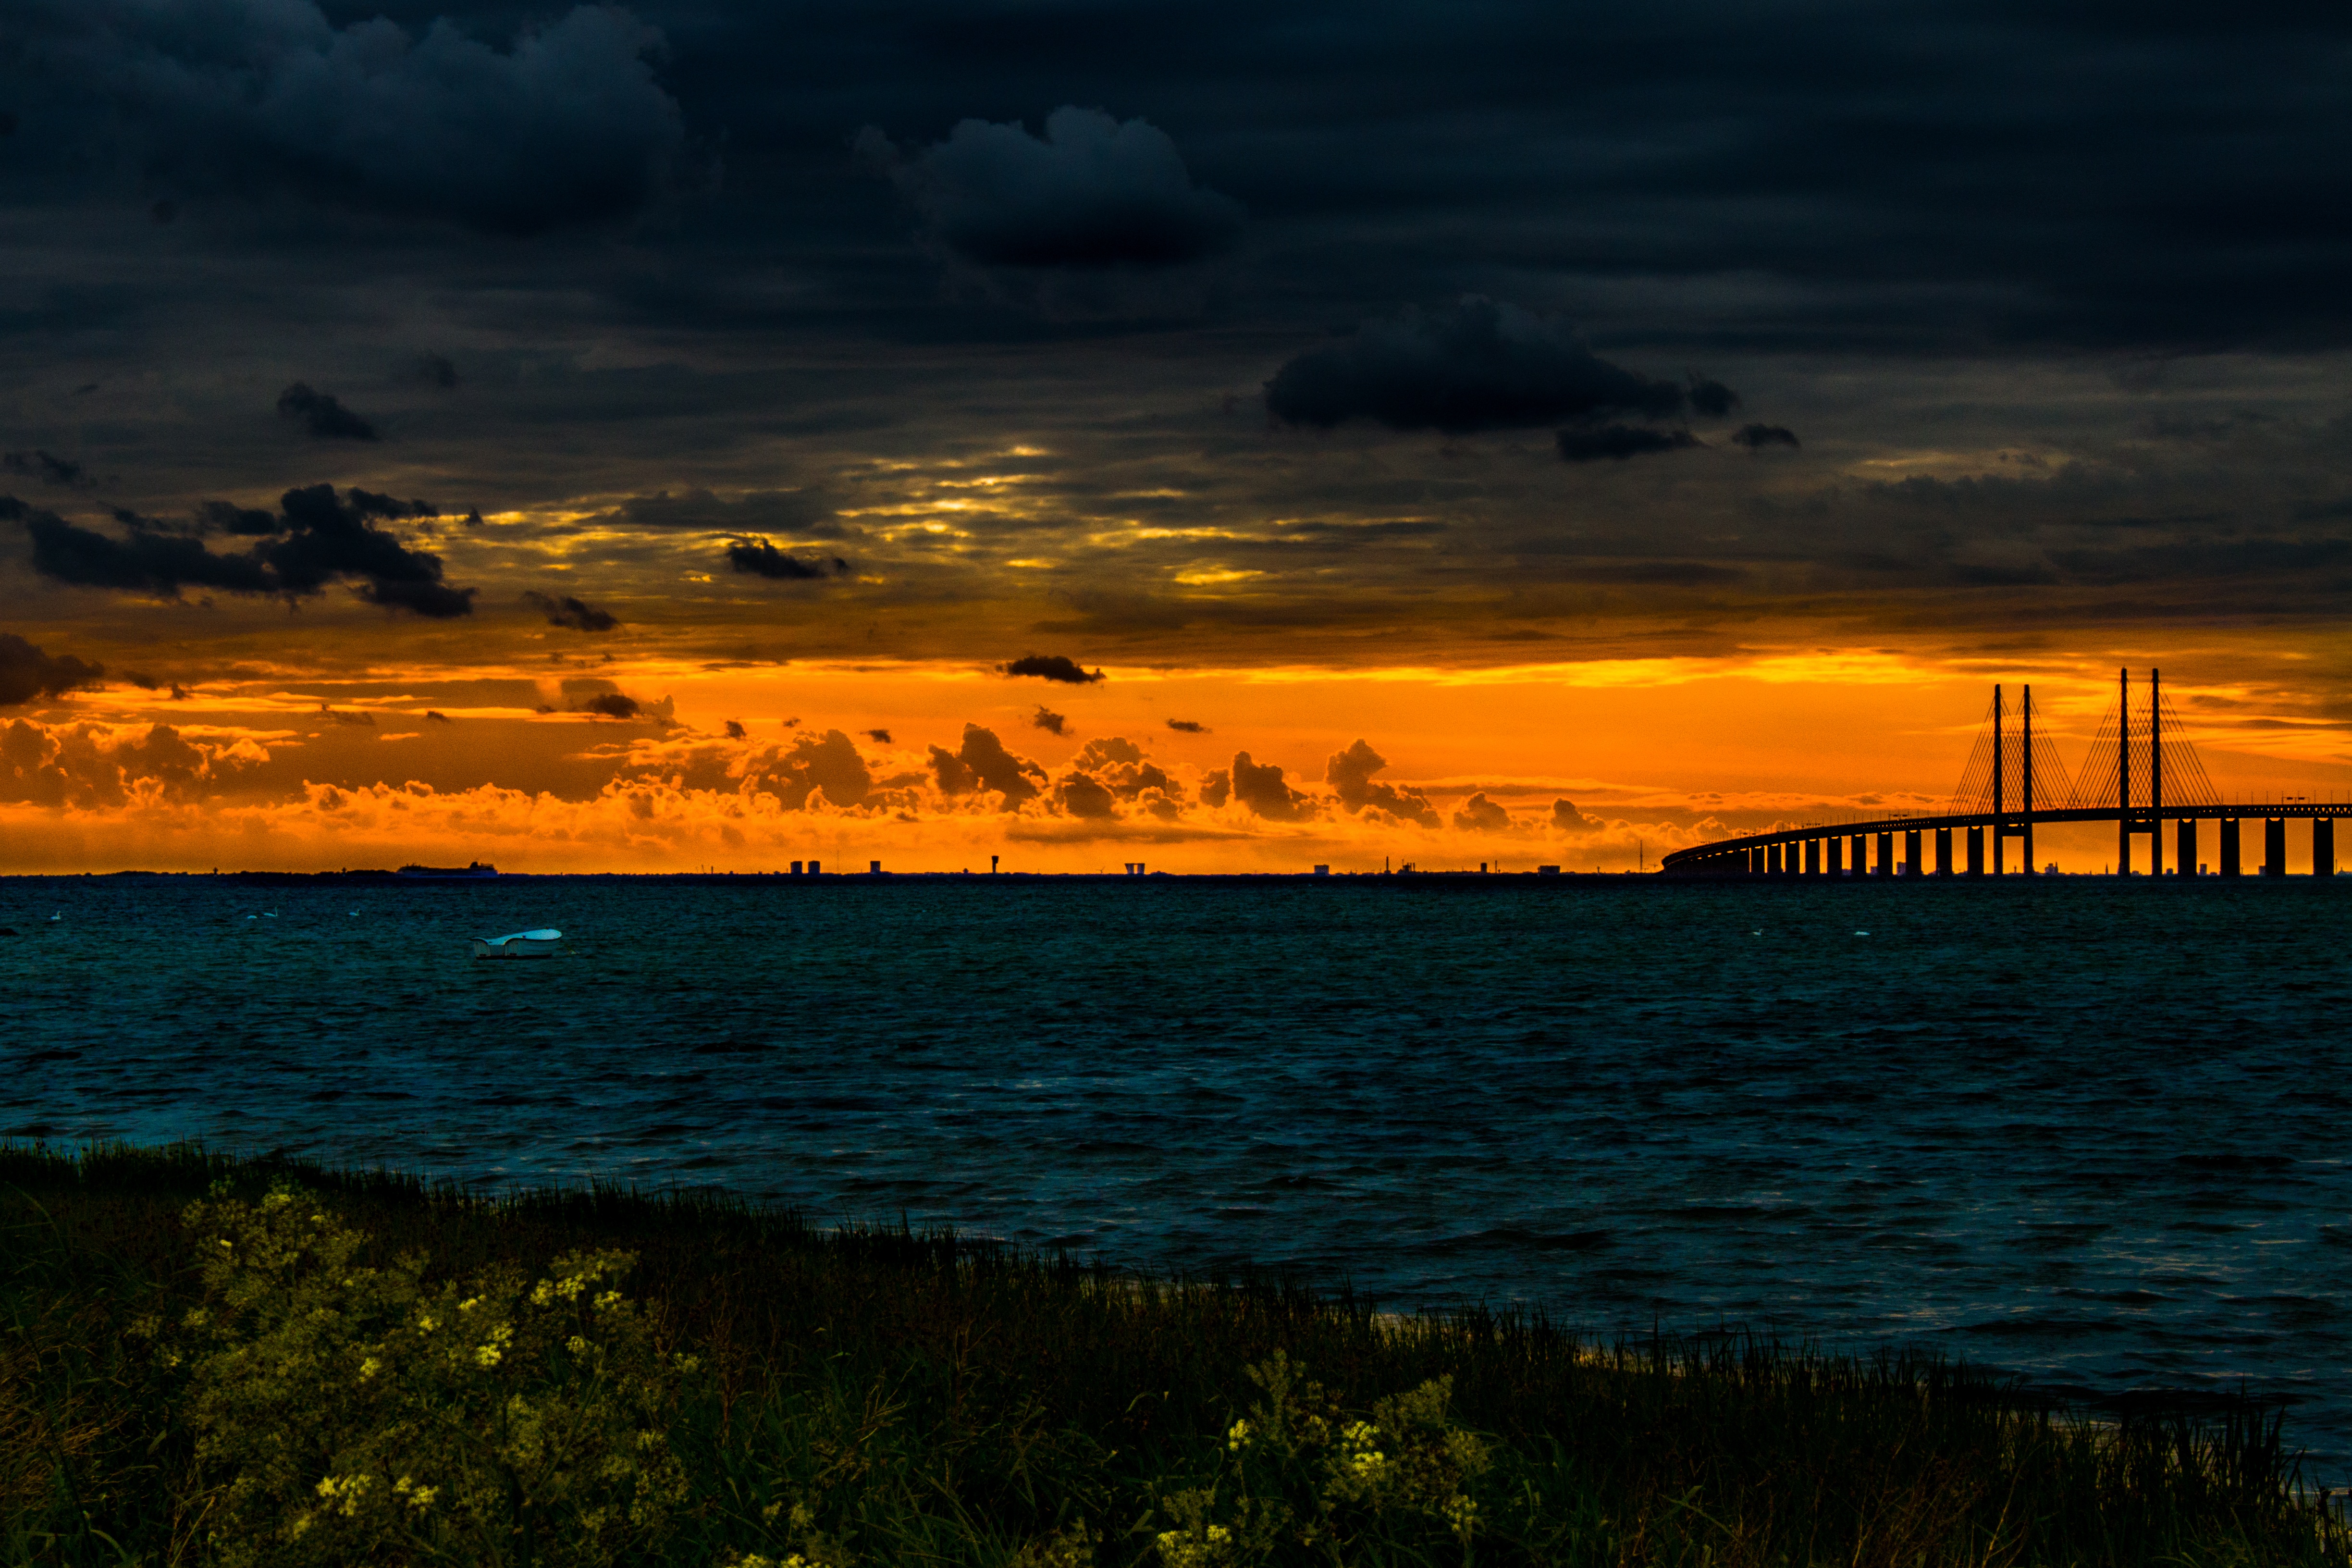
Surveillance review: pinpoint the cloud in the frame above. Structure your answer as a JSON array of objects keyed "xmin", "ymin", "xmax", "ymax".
[
  {"xmin": 1166, "ymin": 718, "xmax": 1208, "ymax": 733},
  {"xmin": 725, "ymin": 539, "xmax": 847, "ymax": 580},
  {"xmin": 47, "ymin": 2, "xmax": 689, "ymax": 235},
  {"xmin": 1031, "ymin": 704, "xmax": 1068, "ymax": 736},
  {"xmin": 1324, "ymin": 739, "xmax": 1439, "ymax": 827},
  {"xmin": 522, "ymin": 590, "xmax": 620, "ymax": 632},
  {"xmin": 1055, "ymin": 770, "xmax": 1118, "ymax": 818},
  {"xmin": 345, "ymin": 489, "xmax": 437, "ymax": 521},
  {"xmin": 1265, "ymin": 298, "xmax": 1692, "ymax": 433},
  {"xmin": 1209, "ymin": 750, "xmax": 1316, "ymax": 822},
  {"xmin": 321, "ymin": 705, "xmax": 374, "ymax": 727},
  {"xmin": 18, "ymin": 500, "xmax": 276, "ymax": 596},
  {"xmin": 1552, "ymin": 799, "xmax": 1598, "ymax": 834},
  {"xmin": 617, "ymin": 488, "xmax": 837, "ymax": 535},
  {"xmin": 3, "ymin": 450, "xmax": 86, "ymax": 487},
  {"xmin": 0, "ymin": 718, "xmax": 262, "ymax": 808},
  {"xmin": 425, "ymin": 710, "xmax": 452, "ymax": 724},
  {"xmin": 864, "ymin": 105, "xmax": 1242, "ymax": 270},
  {"xmin": 864, "ymin": 728, "xmax": 891, "ymax": 744},
  {"xmin": 1001, "ymin": 654, "xmax": 1104, "ymax": 684},
  {"xmin": 1556, "ymin": 425, "xmax": 1702, "ymax": 463},
  {"xmin": 580, "ymin": 693, "xmax": 640, "ymax": 719},
  {"xmin": 414, "ymin": 353, "xmax": 458, "ymax": 389},
  {"xmin": 1731, "ymin": 423, "xmax": 1803, "ymax": 451},
  {"xmin": 752, "ymin": 728, "xmax": 872, "ymax": 810},
  {"xmin": 1063, "ymin": 737, "xmax": 1182, "ymax": 817},
  {"xmin": 197, "ymin": 500, "xmax": 282, "ymax": 535},
  {"xmin": 927, "ymin": 723, "xmax": 1045, "ymax": 808},
  {"xmin": 724, "ymin": 719, "xmax": 746, "ymax": 740},
  {"xmin": 276, "ymin": 383, "xmax": 379, "ymax": 441},
  {"xmin": 1452, "ymin": 791, "xmax": 1512, "ymax": 832},
  {"xmin": 1686, "ymin": 377, "xmax": 1740, "ymax": 418},
  {"xmin": 0, "ymin": 635, "xmax": 105, "ymax": 707}
]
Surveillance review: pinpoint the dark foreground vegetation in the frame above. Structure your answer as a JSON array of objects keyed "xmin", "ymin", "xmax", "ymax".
[{"xmin": 2, "ymin": 1144, "xmax": 2342, "ymax": 1568}]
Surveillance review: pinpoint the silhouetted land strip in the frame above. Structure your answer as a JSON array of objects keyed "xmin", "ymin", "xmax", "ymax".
[{"xmin": 4, "ymin": 1143, "xmax": 2344, "ymax": 1565}]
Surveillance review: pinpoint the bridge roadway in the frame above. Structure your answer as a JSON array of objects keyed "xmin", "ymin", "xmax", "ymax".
[{"xmin": 1661, "ymin": 802, "xmax": 2346, "ymax": 878}]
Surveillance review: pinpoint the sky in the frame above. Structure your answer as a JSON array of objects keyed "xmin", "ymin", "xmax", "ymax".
[{"xmin": 3, "ymin": 0, "xmax": 2351, "ymax": 873}]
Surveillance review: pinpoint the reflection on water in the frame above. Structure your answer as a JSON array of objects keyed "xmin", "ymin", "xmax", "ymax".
[{"xmin": 4, "ymin": 874, "xmax": 2348, "ymax": 1470}]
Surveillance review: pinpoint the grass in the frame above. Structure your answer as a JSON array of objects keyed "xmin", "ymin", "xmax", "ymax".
[{"xmin": 1, "ymin": 1140, "xmax": 2343, "ymax": 1567}]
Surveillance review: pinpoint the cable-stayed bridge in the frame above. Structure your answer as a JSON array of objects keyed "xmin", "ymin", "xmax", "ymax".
[{"xmin": 1661, "ymin": 669, "xmax": 2345, "ymax": 879}]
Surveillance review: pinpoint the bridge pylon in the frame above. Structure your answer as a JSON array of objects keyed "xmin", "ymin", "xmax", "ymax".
[{"xmin": 1949, "ymin": 684, "xmax": 2064, "ymax": 874}]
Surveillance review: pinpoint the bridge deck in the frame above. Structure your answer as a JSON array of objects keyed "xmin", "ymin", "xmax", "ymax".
[{"xmin": 1662, "ymin": 803, "xmax": 2345, "ymax": 873}]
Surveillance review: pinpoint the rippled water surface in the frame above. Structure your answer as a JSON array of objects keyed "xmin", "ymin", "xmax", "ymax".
[{"xmin": 5, "ymin": 874, "xmax": 2349, "ymax": 1468}]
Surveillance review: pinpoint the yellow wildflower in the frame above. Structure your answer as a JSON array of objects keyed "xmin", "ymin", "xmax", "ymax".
[{"xmin": 357, "ymin": 1357, "xmax": 381, "ymax": 1381}]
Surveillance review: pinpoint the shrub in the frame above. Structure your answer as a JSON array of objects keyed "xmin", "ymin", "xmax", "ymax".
[
  {"xmin": 1149, "ymin": 1352, "xmax": 1489, "ymax": 1566},
  {"xmin": 138, "ymin": 1182, "xmax": 696, "ymax": 1567}
]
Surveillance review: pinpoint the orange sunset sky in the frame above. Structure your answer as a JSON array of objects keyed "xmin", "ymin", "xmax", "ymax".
[{"xmin": 5, "ymin": 5, "xmax": 2351, "ymax": 874}]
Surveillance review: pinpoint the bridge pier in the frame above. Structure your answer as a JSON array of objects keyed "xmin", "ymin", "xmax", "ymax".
[
  {"xmin": 1802, "ymin": 838, "xmax": 1818, "ymax": 877},
  {"xmin": 1935, "ymin": 827, "xmax": 1953, "ymax": 877},
  {"xmin": 2220, "ymin": 819, "xmax": 2241, "ymax": 876},
  {"xmin": 2265, "ymin": 817, "xmax": 2287, "ymax": 876},
  {"xmin": 2178, "ymin": 818, "xmax": 2197, "ymax": 877},
  {"xmin": 1876, "ymin": 831, "xmax": 1895, "ymax": 878},
  {"xmin": 1826, "ymin": 836, "xmax": 1843, "ymax": 877},
  {"xmin": 2317, "ymin": 818, "xmax": 2335, "ymax": 877},
  {"xmin": 1851, "ymin": 833, "xmax": 1868, "ymax": 877},
  {"xmin": 1966, "ymin": 826, "xmax": 1983, "ymax": 876}
]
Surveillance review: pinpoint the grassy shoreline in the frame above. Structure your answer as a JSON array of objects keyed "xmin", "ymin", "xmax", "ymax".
[{"xmin": 3, "ymin": 1141, "xmax": 2342, "ymax": 1567}]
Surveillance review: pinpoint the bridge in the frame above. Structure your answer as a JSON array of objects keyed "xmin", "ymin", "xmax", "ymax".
[{"xmin": 1661, "ymin": 669, "xmax": 2345, "ymax": 879}]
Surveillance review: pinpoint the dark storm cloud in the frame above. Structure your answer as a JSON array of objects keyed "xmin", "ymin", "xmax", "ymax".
[
  {"xmin": 0, "ymin": 634, "xmax": 105, "ymax": 707},
  {"xmin": 196, "ymin": 500, "xmax": 281, "ymax": 536},
  {"xmin": 865, "ymin": 728, "xmax": 891, "ymax": 743},
  {"xmin": 1556, "ymin": 425, "xmax": 1702, "ymax": 463},
  {"xmin": 347, "ymin": 490, "xmax": 437, "ymax": 521},
  {"xmin": 725, "ymin": 540, "xmax": 847, "ymax": 580},
  {"xmin": 1266, "ymin": 299, "xmax": 1691, "ymax": 434},
  {"xmin": 276, "ymin": 383, "xmax": 378, "ymax": 442},
  {"xmin": 580, "ymin": 692, "xmax": 640, "ymax": 719},
  {"xmin": 1031, "ymin": 704, "xmax": 1068, "ymax": 736},
  {"xmin": 724, "ymin": 719, "xmax": 746, "ymax": 739},
  {"xmin": 1166, "ymin": 718, "xmax": 1208, "ymax": 733},
  {"xmin": 19, "ymin": 504, "xmax": 277, "ymax": 595},
  {"xmin": 29, "ymin": 2, "xmax": 690, "ymax": 235},
  {"xmin": 1001, "ymin": 654, "xmax": 1104, "ymax": 684},
  {"xmin": 522, "ymin": 591, "xmax": 620, "ymax": 632},
  {"xmin": 620, "ymin": 489, "xmax": 836, "ymax": 534},
  {"xmin": 12, "ymin": 485, "xmax": 474, "ymax": 617},
  {"xmin": 1686, "ymin": 378, "xmax": 1739, "ymax": 419},
  {"xmin": 1732, "ymin": 424, "xmax": 1802, "ymax": 451},
  {"xmin": 3, "ymin": 451, "xmax": 86, "ymax": 488},
  {"xmin": 863, "ymin": 106, "xmax": 1242, "ymax": 269}
]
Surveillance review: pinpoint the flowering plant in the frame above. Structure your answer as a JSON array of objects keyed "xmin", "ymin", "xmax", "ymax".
[{"xmin": 138, "ymin": 1182, "xmax": 696, "ymax": 1567}]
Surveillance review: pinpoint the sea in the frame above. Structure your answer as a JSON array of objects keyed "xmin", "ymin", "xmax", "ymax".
[{"xmin": 4, "ymin": 873, "xmax": 2348, "ymax": 1473}]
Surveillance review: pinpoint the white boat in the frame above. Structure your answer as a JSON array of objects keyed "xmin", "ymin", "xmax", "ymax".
[{"xmin": 472, "ymin": 928, "xmax": 563, "ymax": 959}]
